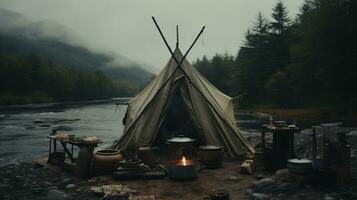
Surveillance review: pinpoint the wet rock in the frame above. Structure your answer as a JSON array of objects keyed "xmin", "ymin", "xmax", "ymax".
[
  {"xmin": 15, "ymin": 175, "xmax": 22, "ymax": 180},
  {"xmin": 254, "ymin": 173, "xmax": 269, "ymax": 180},
  {"xmin": 276, "ymin": 182, "xmax": 298, "ymax": 191},
  {"xmin": 0, "ymin": 183, "xmax": 9, "ymax": 189},
  {"xmin": 298, "ymin": 193, "xmax": 305, "ymax": 198},
  {"xmin": 245, "ymin": 189, "xmax": 253, "ymax": 195},
  {"xmin": 227, "ymin": 176, "xmax": 242, "ymax": 182},
  {"xmin": 275, "ymin": 169, "xmax": 290, "ymax": 178},
  {"xmin": 130, "ymin": 195, "xmax": 156, "ymax": 200},
  {"xmin": 103, "ymin": 192, "xmax": 129, "ymax": 200},
  {"xmin": 88, "ymin": 177, "xmax": 98, "ymax": 184},
  {"xmin": 98, "ymin": 176, "xmax": 110, "ymax": 184},
  {"xmin": 46, "ymin": 190, "xmax": 68, "ymax": 200},
  {"xmin": 272, "ymin": 169, "xmax": 305, "ymax": 184},
  {"xmin": 324, "ymin": 194, "xmax": 334, "ymax": 200},
  {"xmin": 252, "ymin": 178, "xmax": 276, "ymax": 192},
  {"xmin": 31, "ymin": 187, "xmax": 43, "ymax": 193},
  {"xmin": 42, "ymin": 181, "xmax": 52, "ymax": 187},
  {"xmin": 2, "ymin": 178, "xmax": 10, "ymax": 183},
  {"xmin": 62, "ymin": 178, "xmax": 71, "ymax": 184},
  {"xmin": 47, "ymin": 186, "xmax": 59, "ymax": 190},
  {"xmin": 65, "ymin": 184, "xmax": 76, "ymax": 190},
  {"xmin": 250, "ymin": 193, "xmax": 270, "ymax": 200}
]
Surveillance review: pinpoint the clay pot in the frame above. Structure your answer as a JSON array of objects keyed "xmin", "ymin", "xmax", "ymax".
[
  {"xmin": 92, "ymin": 149, "xmax": 123, "ymax": 175},
  {"xmin": 198, "ymin": 145, "xmax": 224, "ymax": 169},
  {"xmin": 75, "ymin": 147, "xmax": 92, "ymax": 177}
]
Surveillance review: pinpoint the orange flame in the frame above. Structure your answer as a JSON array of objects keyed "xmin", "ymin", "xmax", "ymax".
[{"xmin": 182, "ymin": 156, "xmax": 187, "ymax": 166}]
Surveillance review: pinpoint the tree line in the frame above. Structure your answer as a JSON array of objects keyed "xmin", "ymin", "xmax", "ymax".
[
  {"xmin": 194, "ymin": 0, "xmax": 356, "ymax": 110},
  {"xmin": 0, "ymin": 54, "xmax": 138, "ymax": 105}
]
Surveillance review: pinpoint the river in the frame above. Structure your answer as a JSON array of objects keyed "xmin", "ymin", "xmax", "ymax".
[{"xmin": 0, "ymin": 100, "xmax": 263, "ymax": 167}]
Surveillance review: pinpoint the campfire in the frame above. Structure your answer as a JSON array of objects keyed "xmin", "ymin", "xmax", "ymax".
[
  {"xmin": 178, "ymin": 156, "xmax": 193, "ymax": 166},
  {"xmin": 182, "ymin": 156, "xmax": 186, "ymax": 166},
  {"xmin": 165, "ymin": 156, "xmax": 198, "ymax": 181}
]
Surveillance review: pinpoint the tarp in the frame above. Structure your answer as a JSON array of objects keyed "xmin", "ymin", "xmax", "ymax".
[{"xmin": 112, "ymin": 47, "xmax": 255, "ymax": 158}]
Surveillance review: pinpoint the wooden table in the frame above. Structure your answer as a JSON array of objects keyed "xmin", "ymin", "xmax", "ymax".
[{"xmin": 47, "ymin": 130, "xmax": 102, "ymax": 164}]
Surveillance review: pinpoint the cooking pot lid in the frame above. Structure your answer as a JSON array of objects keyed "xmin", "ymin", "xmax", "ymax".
[
  {"xmin": 288, "ymin": 158, "xmax": 312, "ymax": 164},
  {"xmin": 199, "ymin": 145, "xmax": 223, "ymax": 150},
  {"xmin": 167, "ymin": 137, "xmax": 195, "ymax": 143}
]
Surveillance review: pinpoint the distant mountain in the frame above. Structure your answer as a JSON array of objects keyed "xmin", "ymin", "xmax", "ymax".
[{"xmin": 0, "ymin": 8, "xmax": 153, "ymax": 87}]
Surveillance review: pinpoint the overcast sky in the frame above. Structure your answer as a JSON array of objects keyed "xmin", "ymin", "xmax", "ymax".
[{"xmin": 0, "ymin": 0, "xmax": 303, "ymax": 72}]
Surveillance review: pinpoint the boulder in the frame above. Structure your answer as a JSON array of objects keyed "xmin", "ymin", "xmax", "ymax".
[
  {"xmin": 46, "ymin": 190, "xmax": 68, "ymax": 200},
  {"xmin": 273, "ymin": 168, "xmax": 305, "ymax": 184},
  {"xmin": 252, "ymin": 178, "xmax": 276, "ymax": 192}
]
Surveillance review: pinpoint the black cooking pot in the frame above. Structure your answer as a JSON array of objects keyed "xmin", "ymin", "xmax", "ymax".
[
  {"xmin": 166, "ymin": 136, "xmax": 196, "ymax": 159},
  {"xmin": 198, "ymin": 145, "xmax": 224, "ymax": 169}
]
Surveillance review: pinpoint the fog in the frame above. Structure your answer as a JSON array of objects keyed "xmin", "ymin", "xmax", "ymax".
[{"xmin": 0, "ymin": 0, "xmax": 303, "ymax": 73}]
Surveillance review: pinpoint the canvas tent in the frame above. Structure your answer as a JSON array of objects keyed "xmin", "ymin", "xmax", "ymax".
[{"xmin": 113, "ymin": 20, "xmax": 254, "ymax": 158}]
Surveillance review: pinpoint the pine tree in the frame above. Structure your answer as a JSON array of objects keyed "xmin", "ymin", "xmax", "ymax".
[{"xmin": 271, "ymin": 1, "xmax": 291, "ymax": 34}]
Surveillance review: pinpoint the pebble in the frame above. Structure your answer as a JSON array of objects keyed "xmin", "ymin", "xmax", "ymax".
[
  {"xmin": 46, "ymin": 190, "xmax": 68, "ymax": 200},
  {"xmin": 62, "ymin": 178, "xmax": 71, "ymax": 184},
  {"xmin": 31, "ymin": 187, "xmax": 43, "ymax": 193},
  {"xmin": 43, "ymin": 181, "xmax": 52, "ymax": 187},
  {"xmin": 276, "ymin": 182, "xmax": 297, "ymax": 191},
  {"xmin": 298, "ymin": 193, "xmax": 305, "ymax": 198},
  {"xmin": 228, "ymin": 176, "xmax": 241, "ymax": 182},
  {"xmin": 324, "ymin": 195, "xmax": 334, "ymax": 200},
  {"xmin": 251, "ymin": 193, "xmax": 270, "ymax": 200},
  {"xmin": 66, "ymin": 184, "xmax": 76, "ymax": 190},
  {"xmin": 47, "ymin": 186, "xmax": 59, "ymax": 190}
]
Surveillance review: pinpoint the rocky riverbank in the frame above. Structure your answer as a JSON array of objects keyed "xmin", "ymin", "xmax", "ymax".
[
  {"xmin": 0, "ymin": 162, "xmax": 99, "ymax": 200},
  {"xmin": 1, "ymin": 160, "xmax": 357, "ymax": 200}
]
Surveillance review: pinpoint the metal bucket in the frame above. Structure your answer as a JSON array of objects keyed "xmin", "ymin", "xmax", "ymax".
[
  {"xmin": 165, "ymin": 159, "xmax": 198, "ymax": 181},
  {"xmin": 198, "ymin": 145, "xmax": 224, "ymax": 169},
  {"xmin": 287, "ymin": 158, "xmax": 313, "ymax": 174}
]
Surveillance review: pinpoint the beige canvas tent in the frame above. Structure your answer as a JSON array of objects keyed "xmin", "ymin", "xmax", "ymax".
[{"xmin": 113, "ymin": 20, "xmax": 254, "ymax": 158}]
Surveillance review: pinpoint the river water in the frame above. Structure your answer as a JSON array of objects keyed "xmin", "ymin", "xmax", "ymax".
[{"xmin": 0, "ymin": 100, "xmax": 263, "ymax": 167}]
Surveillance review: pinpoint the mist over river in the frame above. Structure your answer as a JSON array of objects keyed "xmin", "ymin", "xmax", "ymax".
[{"xmin": 0, "ymin": 100, "xmax": 262, "ymax": 167}]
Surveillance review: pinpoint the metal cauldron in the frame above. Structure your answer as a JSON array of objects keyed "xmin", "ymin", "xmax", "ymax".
[
  {"xmin": 166, "ymin": 136, "xmax": 195, "ymax": 159},
  {"xmin": 161, "ymin": 158, "xmax": 200, "ymax": 181},
  {"xmin": 287, "ymin": 158, "xmax": 313, "ymax": 174},
  {"xmin": 198, "ymin": 145, "xmax": 224, "ymax": 169}
]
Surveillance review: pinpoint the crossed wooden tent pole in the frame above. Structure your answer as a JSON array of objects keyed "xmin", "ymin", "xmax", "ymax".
[{"xmin": 151, "ymin": 16, "xmax": 205, "ymax": 70}]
